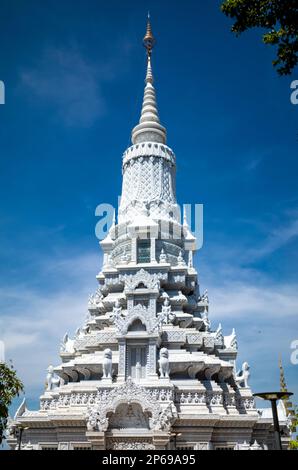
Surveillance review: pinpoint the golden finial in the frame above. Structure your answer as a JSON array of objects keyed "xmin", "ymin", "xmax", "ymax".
[{"xmin": 143, "ymin": 12, "xmax": 155, "ymax": 57}]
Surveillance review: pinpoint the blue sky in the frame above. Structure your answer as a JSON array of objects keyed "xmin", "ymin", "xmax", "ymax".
[{"xmin": 0, "ymin": 0, "xmax": 297, "ymax": 416}]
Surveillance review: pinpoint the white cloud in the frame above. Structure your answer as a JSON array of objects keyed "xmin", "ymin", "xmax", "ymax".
[
  {"xmin": 245, "ymin": 157, "xmax": 262, "ymax": 172},
  {"xmin": 202, "ymin": 212, "xmax": 298, "ymax": 268},
  {"xmin": 201, "ymin": 263, "xmax": 298, "ymax": 399},
  {"xmin": 2, "ymin": 333, "xmax": 39, "ymax": 350},
  {"xmin": 245, "ymin": 217, "xmax": 298, "ymax": 261},
  {"xmin": 0, "ymin": 252, "xmax": 100, "ymax": 391},
  {"xmin": 20, "ymin": 46, "xmax": 107, "ymax": 127},
  {"xmin": 209, "ymin": 281, "xmax": 298, "ymax": 319}
]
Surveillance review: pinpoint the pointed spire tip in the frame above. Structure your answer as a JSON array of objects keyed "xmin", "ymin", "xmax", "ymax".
[
  {"xmin": 143, "ymin": 14, "xmax": 155, "ymax": 57},
  {"xmin": 131, "ymin": 14, "xmax": 166, "ymax": 145}
]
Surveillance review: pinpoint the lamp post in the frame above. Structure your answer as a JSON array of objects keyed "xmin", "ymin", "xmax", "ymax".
[
  {"xmin": 253, "ymin": 392, "xmax": 293, "ymax": 450},
  {"xmin": 17, "ymin": 425, "xmax": 29, "ymax": 450},
  {"xmin": 169, "ymin": 432, "xmax": 182, "ymax": 450}
]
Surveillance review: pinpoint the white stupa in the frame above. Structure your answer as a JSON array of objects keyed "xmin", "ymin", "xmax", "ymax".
[{"xmin": 7, "ymin": 18, "xmax": 290, "ymax": 451}]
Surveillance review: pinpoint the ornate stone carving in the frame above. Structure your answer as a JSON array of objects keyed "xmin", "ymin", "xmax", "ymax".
[
  {"xmin": 109, "ymin": 403, "xmax": 150, "ymax": 429},
  {"xmin": 106, "ymin": 438, "xmax": 155, "ymax": 450},
  {"xmin": 6, "ymin": 416, "xmax": 18, "ymax": 441},
  {"xmin": 162, "ymin": 330, "xmax": 186, "ymax": 343},
  {"xmin": 110, "ymin": 300, "xmax": 126, "ymax": 332},
  {"xmin": 188, "ymin": 250, "xmax": 193, "ymax": 268},
  {"xmin": 122, "ymin": 141, "xmax": 175, "ymax": 166},
  {"xmin": 86, "ymin": 406, "xmax": 109, "ymax": 432},
  {"xmin": 21, "ymin": 441, "xmax": 34, "ymax": 450},
  {"xmin": 74, "ymin": 331, "xmax": 117, "ymax": 350},
  {"xmin": 158, "ymin": 348, "xmax": 170, "ymax": 378},
  {"xmin": 112, "ymin": 302, "xmax": 162, "ymax": 335},
  {"xmin": 85, "ymin": 378, "xmax": 177, "ymax": 432},
  {"xmin": 203, "ymin": 336, "xmax": 214, "ymax": 349},
  {"xmin": 102, "ymin": 349, "xmax": 113, "ymax": 379},
  {"xmin": 235, "ymin": 395, "xmax": 256, "ymax": 411},
  {"xmin": 178, "ymin": 392, "xmax": 206, "ymax": 405},
  {"xmin": 88, "ymin": 287, "xmax": 103, "ymax": 306},
  {"xmin": 177, "ymin": 251, "xmax": 186, "ymax": 266},
  {"xmin": 214, "ymin": 323, "xmax": 224, "ymax": 347},
  {"xmin": 147, "ymin": 341, "xmax": 156, "ymax": 375},
  {"xmin": 250, "ymin": 440, "xmax": 263, "ymax": 450},
  {"xmin": 76, "ymin": 322, "xmax": 90, "ymax": 337},
  {"xmin": 118, "ymin": 340, "xmax": 126, "ymax": 377},
  {"xmin": 201, "ymin": 307, "xmax": 211, "ymax": 332},
  {"xmin": 110, "ymin": 298, "xmax": 123, "ymax": 318},
  {"xmin": 60, "ymin": 333, "xmax": 76, "ymax": 354},
  {"xmin": 45, "ymin": 365, "xmax": 61, "ymax": 391},
  {"xmin": 224, "ymin": 328, "xmax": 237, "ymax": 350},
  {"xmin": 235, "ymin": 440, "xmax": 262, "ymax": 450},
  {"xmin": 170, "ymin": 274, "xmax": 186, "ymax": 284},
  {"xmin": 41, "ymin": 386, "xmax": 240, "ymax": 420},
  {"xmin": 236, "ymin": 362, "xmax": 250, "ymax": 388},
  {"xmin": 104, "ymin": 276, "xmax": 120, "ymax": 287},
  {"xmin": 199, "ymin": 289, "xmax": 209, "ymax": 303},
  {"xmin": 159, "ymin": 248, "xmax": 167, "ymax": 263},
  {"xmin": 120, "ymin": 269, "xmax": 166, "ymax": 292},
  {"xmin": 171, "ymin": 290, "xmax": 187, "ymax": 305},
  {"xmin": 119, "ymin": 146, "xmax": 177, "ymax": 224},
  {"xmin": 223, "ymin": 393, "xmax": 236, "ymax": 407},
  {"xmin": 206, "ymin": 392, "xmax": 223, "ymax": 406},
  {"xmin": 160, "ymin": 298, "xmax": 176, "ymax": 324},
  {"xmin": 243, "ymin": 397, "xmax": 256, "ymax": 410},
  {"xmin": 150, "ymin": 403, "xmax": 176, "ymax": 432},
  {"xmin": 186, "ymin": 333, "xmax": 202, "ymax": 345}
]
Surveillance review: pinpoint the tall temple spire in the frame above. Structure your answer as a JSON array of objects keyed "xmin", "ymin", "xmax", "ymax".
[
  {"xmin": 131, "ymin": 15, "xmax": 166, "ymax": 145},
  {"xmin": 279, "ymin": 355, "xmax": 294, "ymax": 417}
]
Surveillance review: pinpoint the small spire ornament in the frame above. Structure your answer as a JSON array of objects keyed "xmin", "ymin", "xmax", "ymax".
[
  {"xmin": 159, "ymin": 248, "xmax": 167, "ymax": 263},
  {"xmin": 177, "ymin": 250, "xmax": 186, "ymax": 266},
  {"xmin": 279, "ymin": 355, "xmax": 294, "ymax": 417},
  {"xmin": 188, "ymin": 250, "xmax": 193, "ymax": 268}
]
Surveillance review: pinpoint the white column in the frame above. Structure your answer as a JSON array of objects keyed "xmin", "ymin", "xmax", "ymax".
[
  {"xmin": 131, "ymin": 237, "xmax": 137, "ymax": 263},
  {"xmin": 147, "ymin": 339, "xmax": 157, "ymax": 378},
  {"xmin": 118, "ymin": 339, "xmax": 126, "ymax": 381},
  {"xmin": 150, "ymin": 237, "xmax": 156, "ymax": 263},
  {"xmin": 103, "ymin": 252, "xmax": 109, "ymax": 267}
]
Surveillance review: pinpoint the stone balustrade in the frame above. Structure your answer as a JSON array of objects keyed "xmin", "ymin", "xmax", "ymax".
[{"xmin": 40, "ymin": 387, "xmax": 255, "ymax": 413}]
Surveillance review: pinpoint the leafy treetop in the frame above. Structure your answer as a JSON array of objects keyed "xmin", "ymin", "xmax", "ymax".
[
  {"xmin": 0, "ymin": 361, "xmax": 24, "ymax": 444},
  {"xmin": 221, "ymin": 0, "xmax": 298, "ymax": 75}
]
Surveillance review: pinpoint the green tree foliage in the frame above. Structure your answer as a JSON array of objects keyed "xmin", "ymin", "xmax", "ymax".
[
  {"xmin": 291, "ymin": 406, "xmax": 298, "ymax": 428},
  {"xmin": 289, "ymin": 406, "xmax": 298, "ymax": 450},
  {"xmin": 221, "ymin": 0, "xmax": 298, "ymax": 75},
  {"xmin": 290, "ymin": 439, "xmax": 298, "ymax": 450},
  {"xmin": 0, "ymin": 362, "xmax": 24, "ymax": 444}
]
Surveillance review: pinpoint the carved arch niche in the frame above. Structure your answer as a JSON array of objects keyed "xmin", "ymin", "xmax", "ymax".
[
  {"xmin": 128, "ymin": 318, "xmax": 147, "ymax": 332},
  {"xmin": 108, "ymin": 402, "xmax": 150, "ymax": 430}
]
